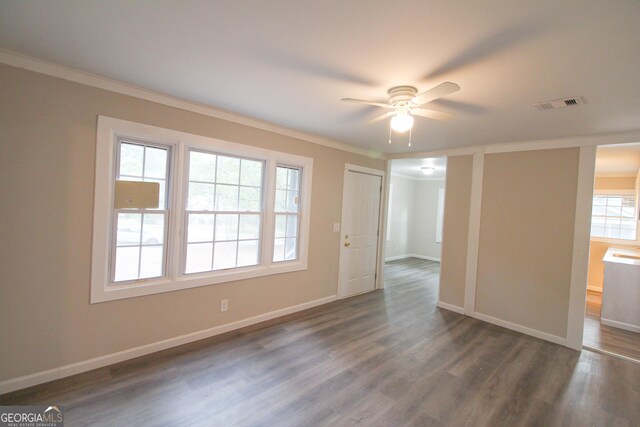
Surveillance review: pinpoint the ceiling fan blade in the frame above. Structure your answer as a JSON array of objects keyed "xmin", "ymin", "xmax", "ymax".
[
  {"xmin": 366, "ymin": 111, "xmax": 395, "ymax": 124},
  {"xmin": 341, "ymin": 98, "xmax": 391, "ymax": 108},
  {"xmin": 412, "ymin": 82, "xmax": 460, "ymax": 106},
  {"xmin": 412, "ymin": 108, "xmax": 454, "ymax": 121}
]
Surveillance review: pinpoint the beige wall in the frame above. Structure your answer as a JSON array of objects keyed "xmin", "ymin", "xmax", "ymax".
[
  {"xmin": 438, "ymin": 155, "xmax": 473, "ymax": 307},
  {"xmin": 475, "ymin": 149, "xmax": 580, "ymax": 338},
  {"xmin": 594, "ymin": 176, "xmax": 636, "ymax": 190},
  {"xmin": 0, "ymin": 64, "xmax": 384, "ymax": 381}
]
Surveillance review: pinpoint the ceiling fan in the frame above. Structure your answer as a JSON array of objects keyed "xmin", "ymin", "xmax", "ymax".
[{"xmin": 341, "ymin": 82, "xmax": 460, "ymax": 136}]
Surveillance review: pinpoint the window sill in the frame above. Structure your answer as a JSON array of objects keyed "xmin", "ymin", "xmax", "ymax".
[
  {"xmin": 590, "ymin": 236, "xmax": 640, "ymax": 246},
  {"xmin": 91, "ymin": 261, "xmax": 307, "ymax": 303}
]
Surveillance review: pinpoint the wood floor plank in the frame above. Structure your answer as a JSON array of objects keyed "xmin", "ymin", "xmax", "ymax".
[{"xmin": 2, "ymin": 258, "xmax": 639, "ymax": 426}]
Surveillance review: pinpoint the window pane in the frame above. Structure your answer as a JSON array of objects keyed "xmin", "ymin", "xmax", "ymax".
[
  {"xmin": 275, "ymin": 215, "xmax": 286, "ymax": 238},
  {"xmin": 140, "ymin": 246, "xmax": 163, "ymax": 278},
  {"xmin": 275, "ymin": 189, "xmax": 286, "ymax": 212},
  {"xmin": 188, "ymin": 182, "xmax": 215, "ymax": 211},
  {"xmin": 591, "ymin": 226, "xmax": 605, "ymax": 237},
  {"xmin": 217, "ymin": 156, "xmax": 240, "ymax": 185},
  {"xmin": 239, "ymin": 214, "xmax": 260, "ymax": 240},
  {"xmin": 287, "ymin": 168, "xmax": 300, "ymax": 191},
  {"xmin": 189, "ymin": 151, "xmax": 216, "ymax": 183},
  {"xmin": 114, "ymin": 246, "xmax": 140, "ymax": 282},
  {"xmin": 286, "ymin": 214, "xmax": 298, "ymax": 238},
  {"xmin": 239, "ymin": 186, "xmax": 261, "ymax": 211},
  {"xmin": 117, "ymin": 213, "xmax": 142, "ymax": 246},
  {"xmin": 185, "ymin": 243, "xmax": 213, "ymax": 274},
  {"xmin": 273, "ymin": 238, "xmax": 285, "ymax": 262},
  {"xmin": 188, "ymin": 214, "xmax": 215, "ymax": 243},
  {"xmin": 144, "ymin": 146, "xmax": 168, "ymax": 179},
  {"xmin": 284, "ymin": 238, "xmax": 297, "ymax": 261},
  {"xmin": 144, "ymin": 178, "xmax": 167, "ymax": 210},
  {"xmin": 621, "ymin": 219, "xmax": 636, "ymax": 230},
  {"xmin": 286, "ymin": 191, "xmax": 299, "ymax": 212},
  {"xmin": 592, "ymin": 205, "xmax": 606, "ymax": 216},
  {"xmin": 619, "ymin": 228, "xmax": 636, "ymax": 240},
  {"xmin": 606, "ymin": 205, "xmax": 621, "ymax": 217},
  {"xmin": 240, "ymin": 159, "xmax": 263, "ymax": 187},
  {"xmin": 215, "ymin": 184, "xmax": 239, "ymax": 211},
  {"xmin": 607, "ymin": 197, "xmax": 622, "ymax": 207},
  {"xmin": 592, "ymin": 196, "xmax": 607, "ymax": 206},
  {"xmin": 621, "ymin": 206, "xmax": 635, "ymax": 218},
  {"xmin": 120, "ymin": 143, "xmax": 144, "ymax": 177},
  {"xmin": 276, "ymin": 167, "xmax": 288, "ymax": 189},
  {"xmin": 237, "ymin": 240, "xmax": 259, "ymax": 267},
  {"xmin": 142, "ymin": 214, "xmax": 164, "ymax": 245},
  {"xmin": 213, "ymin": 242, "xmax": 237, "ymax": 270},
  {"xmin": 215, "ymin": 214, "xmax": 238, "ymax": 241}
]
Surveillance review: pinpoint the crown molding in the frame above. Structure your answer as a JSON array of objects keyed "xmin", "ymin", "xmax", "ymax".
[
  {"xmin": 387, "ymin": 130, "xmax": 640, "ymax": 160},
  {"xmin": 390, "ymin": 172, "xmax": 446, "ymax": 181},
  {"xmin": 0, "ymin": 48, "xmax": 384, "ymax": 160}
]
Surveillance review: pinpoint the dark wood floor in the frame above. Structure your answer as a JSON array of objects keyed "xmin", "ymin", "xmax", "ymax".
[
  {"xmin": 584, "ymin": 289, "xmax": 640, "ymax": 362},
  {"xmin": 2, "ymin": 258, "xmax": 640, "ymax": 426}
]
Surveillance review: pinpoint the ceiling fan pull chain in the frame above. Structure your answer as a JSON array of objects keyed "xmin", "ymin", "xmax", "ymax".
[
  {"xmin": 388, "ymin": 123, "xmax": 392, "ymax": 144},
  {"xmin": 408, "ymin": 126, "xmax": 412, "ymax": 148}
]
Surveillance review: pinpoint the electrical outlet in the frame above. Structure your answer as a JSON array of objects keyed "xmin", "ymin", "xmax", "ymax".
[{"xmin": 220, "ymin": 299, "xmax": 228, "ymax": 312}]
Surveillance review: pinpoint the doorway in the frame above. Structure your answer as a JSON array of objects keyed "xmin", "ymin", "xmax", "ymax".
[
  {"xmin": 384, "ymin": 157, "xmax": 447, "ymax": 293},
  {"xmin": 583, "ymin": 143, "xmax": 640, "ymax": 362},
  {"xmin": 337, "ymin": 164, "xmax": 384, "ymax": 298}
]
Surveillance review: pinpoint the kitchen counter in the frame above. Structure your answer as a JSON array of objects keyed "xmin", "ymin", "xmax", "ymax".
[{"xmin": 601, "ymin": 247, "xmax": 640, "ymax": 333}]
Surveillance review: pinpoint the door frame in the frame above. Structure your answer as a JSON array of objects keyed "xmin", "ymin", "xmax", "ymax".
[{"xmin": 337, "ymin": 163, "xmax": 386, "ymax": 299}]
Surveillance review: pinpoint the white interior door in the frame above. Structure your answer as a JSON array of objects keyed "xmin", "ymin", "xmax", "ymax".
[{"xmin": 338, "ymin": 168, "xmax": 382, "ymax": 298}]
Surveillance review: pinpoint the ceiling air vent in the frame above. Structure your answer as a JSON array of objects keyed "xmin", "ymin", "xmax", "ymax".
[{"xmin": 534, "ymin": 96, "xmax": 586, "ymax": 111}]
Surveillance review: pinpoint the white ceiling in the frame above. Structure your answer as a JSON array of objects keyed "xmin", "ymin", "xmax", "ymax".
[
  {"xmin": 596, "ymin": 143, "xmax": 640, "ymax": 177},
  {"xmin": 391, "ymin": 157, "xmax": 447, "ymax": 180},
  {"xmin": 1, "ymin": 1, "xmax": 639, "ymax": 154}
]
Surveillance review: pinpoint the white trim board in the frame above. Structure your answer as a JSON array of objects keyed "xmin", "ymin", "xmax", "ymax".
[
  {"xmin": 0, "ymin": 48, "xmax": 379, "ymax": 160},
  {"xmin": 385, "ymin": 254, "xmax": 440, "ymax": 262},
  {"xmin": 473, "ymin": 312, "xmax": 567, "ymax": 347},
  {"xmin": 436, "ymin": 301, "xmax": 465, "ymax": 315},
  {"xmin": 565, "ymin": 146, "xmax": 597, "ymax": 351},
  {"xmin": 0, "ymin": 295, "xmax": 337, "ymax": 395},
  {"xmin": 386, "ymin": 130, "xmax": 640, "ymax": 160},
  {"xmin": 600, "ymin": 318, "xmax": 640, "ymax": 334},
  {"xmin": 463, "ymin": 152, "xmax": 484, "ymax": 315},
  {"xmin": 583, "ymin": 345, "xmax": 640, "ymax": 365},
  {"xmin": 390, "ymin": 172, "xmax": 446, "ymax": 182}
]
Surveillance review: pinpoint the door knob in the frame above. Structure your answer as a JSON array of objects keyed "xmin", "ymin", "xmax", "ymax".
[{"xmin": 344, "ymin": 242, "xmax": 351, "ymax": 247}]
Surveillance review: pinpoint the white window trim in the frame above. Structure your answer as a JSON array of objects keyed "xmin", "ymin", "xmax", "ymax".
[
  {"xmin": 91, "ymin": 116, "xmax": 313, "ymax": 303},
  {"xmin": 590, "ymin": 189, "xmax": 639, "ymax": 245}
]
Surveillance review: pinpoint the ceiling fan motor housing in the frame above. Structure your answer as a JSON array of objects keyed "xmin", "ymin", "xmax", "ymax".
[{"xmin": 387, "ymin": 86, "xmax": 418, "ymax": 106}]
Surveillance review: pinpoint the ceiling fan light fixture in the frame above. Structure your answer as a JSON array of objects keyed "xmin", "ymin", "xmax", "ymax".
[
  {"xmin": 421, "ymin": 167, "xmax": 435, "ymax": 175},
  {"xmin": 390, "ymin": 111, "xmax": 414, "ymax": 133}
]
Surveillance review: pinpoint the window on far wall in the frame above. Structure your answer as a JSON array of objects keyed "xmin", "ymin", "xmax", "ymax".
[{"xmin": 591, "ymin": 194, "xmax": 637, "ymax": 240}]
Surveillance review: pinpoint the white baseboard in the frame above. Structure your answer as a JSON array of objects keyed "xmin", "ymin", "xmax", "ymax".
[
  {"xmin": 601, "ymin": 318, "xmax": 640, "ymax": 333},
  {"xmin": 436, "ymin": 301, "xmax": 465, "ymax": 315},
  {"xmin": 0, "ymin": 295, "xmax": 337, "ymax": 395},
  {"xmin": 385, "ymin": 254, "xmax": 412, "ymax": 261},
  {"xmin": 385, "ymin": 253, "xmax": 441, "ymax": 262},
  {"xmin": 473, "ymin": 312, "xmax": 567, "ymax": 347},
  {"xmin": 587, "ymin": 284, "xmax": 603, "ymax": 292}
]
